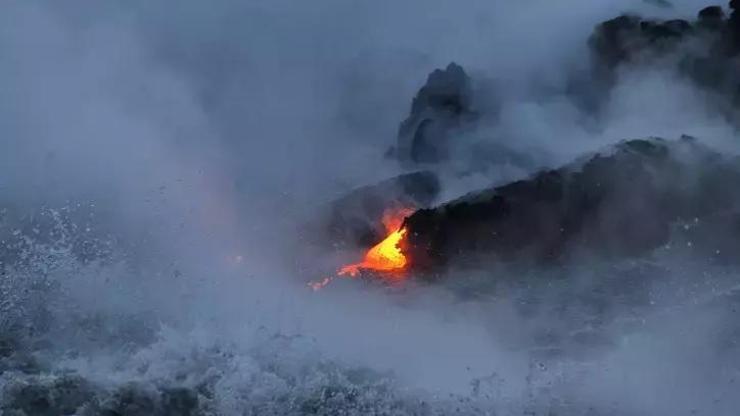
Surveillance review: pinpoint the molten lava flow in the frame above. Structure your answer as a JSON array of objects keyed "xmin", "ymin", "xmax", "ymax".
[
  {"xmin": 338, "ymin": 207, "xmax": 413, "ymax": 278},
  {"xmin": 308, "ymin": 206, "xmax": 413, "ymax": 291}
]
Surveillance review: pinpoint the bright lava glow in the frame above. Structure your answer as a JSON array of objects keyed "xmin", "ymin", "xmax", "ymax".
[
  {"xmin": 308, "ymin": 206, "xmax": 412, "ymax": 291},
  {"xmin": 337, "ymin": 206, "xmax": 413, "ymax": 278},
  {"xmin": 338, "ymin": 227, "xmax": 408, "ymax": 277}
]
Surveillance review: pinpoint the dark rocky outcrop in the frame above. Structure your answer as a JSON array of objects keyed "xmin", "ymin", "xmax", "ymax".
[
  {"xmin": 311, "ymin": 171, "xmax": 439, "ymax": 250},
  {"xmin": 589, "ymin": 2, "xmax": 740, "ymax": 107},
  {"xmin": 388, "ymin": 62, "xmax": 532, "ymax": 176},
  {"xmin": 403, "ymin": 137, "xmax": 740, "ymax": 274},
  {"xmin": 698, "ymin": 5, "xmax": 725, "ymax": 29},
  {"xmin": 590, "ymin": 13, "xmax": 692, "ymax": 68},
  {"xmin": 391, "ymin": 63, "xmax": 478, "ymax": 167}
]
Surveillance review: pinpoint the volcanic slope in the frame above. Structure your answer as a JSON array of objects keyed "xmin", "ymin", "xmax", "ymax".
[{"xmin": 404, "ymin": 137, "xmax": 740, "ymax": 273}]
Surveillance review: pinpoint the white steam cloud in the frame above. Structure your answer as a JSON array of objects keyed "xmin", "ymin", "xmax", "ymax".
[{"xmin": 1, "ymin": 0, "xmax": 738, "ymax": 415}]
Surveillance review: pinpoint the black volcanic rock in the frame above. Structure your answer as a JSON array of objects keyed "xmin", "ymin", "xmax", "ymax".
[
  {"xmin": 589, "ymin": 14, "xmax": 692, "ymax": 74},
  {"xmin": 729, "ymin": 0, "xmax": 740, "ymax": 50},
  {"xmin": 699, "ymin": 5, "xmax": 725, "ymax": 24},
  {"xmin": 589, "ymin": 2, "xmax": 740, "ymax": 106},
  {"xmin": 393, "ymin": 63, "xmax": 477, "ymax": 166},
  {"xmin": 314, "ymin": 171, "xmax": 439, "ymax": 249},
  {"xmin": 403, "ymin": 137, "xmax": 740, "ymax": 273}
]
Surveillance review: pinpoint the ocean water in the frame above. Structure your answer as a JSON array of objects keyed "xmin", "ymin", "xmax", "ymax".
[{"xmin": 2, "ymin": 207, "xmax": 739, "ymax": 416}]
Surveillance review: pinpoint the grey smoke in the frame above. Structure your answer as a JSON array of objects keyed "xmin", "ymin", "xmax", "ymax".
[{"xmin": 1, "ymin": 0, "xmax": 739, "ymax": 415}]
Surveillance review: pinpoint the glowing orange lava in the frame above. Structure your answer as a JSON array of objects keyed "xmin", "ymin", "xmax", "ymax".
[
  {"xmin": 307, "ymin": 206, "xmax": 413, "ymax": 291},
  {"xmin": 338, "ymin": 207, "xmax": 413, "ymax": 278}
]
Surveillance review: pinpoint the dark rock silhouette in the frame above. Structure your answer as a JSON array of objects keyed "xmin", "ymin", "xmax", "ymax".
[
  {"xmin": 403, "ymin": 137, "xmax": 740, "ymax": 274},
  {"xmin": 313, "ymin": 171, "xmax": 439, "ymax": 250},
  {"xmin": 589, "ymin": 14, "xmax": 692, "ymax": 80},
  {"xmin": 729, "ymin": 0, "xmax": 740, "ymax": 50},
  {"xmin": 589, "ymin": 2, "xmax": 740, "ymax": 106},
  {"xmin": 698, "ymin": 5, "xmax": 725, "ymax": 28},
  {"xmin": 393, "ymin": 63, "xmax": 477, "ymax": 166}
]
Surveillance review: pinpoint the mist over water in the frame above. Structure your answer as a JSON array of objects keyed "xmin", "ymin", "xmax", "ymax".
[{"xmin": 2, "ymin": 0, "xmax": 740, "ymax": 414}]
